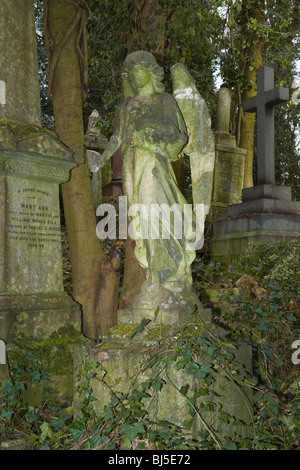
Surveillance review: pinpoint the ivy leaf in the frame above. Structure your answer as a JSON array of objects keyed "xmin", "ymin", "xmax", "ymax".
[
  {"xmin": 130, "ymin": 318, "xmax": 151, "ymax": 338},
  {"xmin": 120, "ymin": 422, "xmax": 145, "ymax": 442},
  {"xmin": 186, "ymin": 304, "xmax": 197, "ymax": 315},
  {"xmin": 91, "ymin": 435, "xmax": 108, "ymax": 448},
  {"xmin": 1, "ymin": 408, "xmax": 14, "ymax": 420},
  {"xmin": 224, "ymin": 442, "xmax": 238, "ymax": 450},
  {"xmin": 179, "ymin": 384, "xmax": 190, "ymax": 395},
  {"xmin": 39, "ymin": 422, "xmax": 53, "ymax": 443},
  {"xmin": 152, "ymin": 379, "xmax": 166, "ymax": 391}
]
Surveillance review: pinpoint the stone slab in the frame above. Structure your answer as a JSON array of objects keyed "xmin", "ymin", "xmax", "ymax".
[
  {"xmin": 211, "ymin": 145, "xmax": 246, "ymax": 209},
  {"xmin": 227, "ymin": 198, "xmax": 300, "ymax": 217},
  {"xmin": 0, "ymin": 0, "xmax": 41, "ymax": 125},
  {"xmin": 241, "ymin": 184, "xmax": 292, "ymax": 202},
  {"xmin": 118, "ymin": 304, "xmax": 212, "ymax": 326},
  {"xmin": 73, "ymin": 323, "xmax": 253, "ymax": 442},
  {"xmin": 0, "ymin": 292, "xmax": 82, "ymax": 342},
  {"xmin": 213, "ymin": 212, "xmax": 300, "ymax": 236},
  {"xmin": 211, "ymin": 212, "xmax": 300, "ymax": 263}
]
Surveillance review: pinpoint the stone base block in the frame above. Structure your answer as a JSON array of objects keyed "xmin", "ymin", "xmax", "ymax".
[
  {"xmin": 0, "ymin": 292, "xmax": 82, "ymax": 342},
  {"xmin": 73, "ymin": 320, "xmax": 253, "ymax": 444},
  {"xmin": 227, "ymin": 198, "xmax": 300, "ymax": 217},
  {"xmin": 118, "ymin": 280, "xmax": 212, "ymax": 325},
  {"xmin": 241, "ymin": 184, "xmax": 292, "ymax": 202},
  {"xmin": 227, "ymin": 184, "xmax": 300, "ymax": 217},
  {"xmin": 211, "ymin": 213, "xmax": 300, "ymax": 263},
  {"xmin": 118, "ymin": 304, "xmax": 212, "ymax": 326}
]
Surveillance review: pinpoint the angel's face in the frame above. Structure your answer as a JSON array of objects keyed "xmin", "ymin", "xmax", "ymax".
[{"xmin": 129, "ymin": 65, "xmax": 151, "ymax": 90}]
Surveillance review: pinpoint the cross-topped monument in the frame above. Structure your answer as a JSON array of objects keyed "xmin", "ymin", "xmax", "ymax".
[
  {"xmin": 243, "ymin": 66, "xmax": 289, "ymax": 185},
  {"xmin": 211, "ymin": 64, "xmax": 300, "ymax": 263}
]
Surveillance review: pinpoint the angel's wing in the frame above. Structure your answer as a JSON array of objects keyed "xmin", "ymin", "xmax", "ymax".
[{"xmin": 171, "ymin": 63, "xmax": 215, "ymax": 216}]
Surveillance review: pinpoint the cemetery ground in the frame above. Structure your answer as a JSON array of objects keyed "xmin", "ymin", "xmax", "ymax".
[{"xmin": 0, "ymin": 211, "xmax": 299, "ymax": 451}]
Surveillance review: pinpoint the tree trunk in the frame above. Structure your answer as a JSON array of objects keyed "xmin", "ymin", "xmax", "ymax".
[
  {"xmin": 239, "ymin": 0, "xmax": 266, "ymax": 188},
  {"xmin": 44, "ymin": 0, "xmax": 120, "ymax": 339}
]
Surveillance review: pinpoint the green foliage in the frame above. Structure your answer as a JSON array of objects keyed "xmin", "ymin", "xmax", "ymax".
[
  {"xmin": 1, "ymin": 242, "xmax": 299, "ymax": 449},
  {"xmin": 193, "ymin": 241, "xmax": 300, "ymax": 450},
  {"xmin": 84, "ymin": 0, "xmax": 225, "ymax": 134},
  {"xmin": 238, "ymin": 241, "xmax": 300, "ymax": 287},
  {"xmin": 219, "ymin": 0, "xmax": 300, "ymax": 193}
]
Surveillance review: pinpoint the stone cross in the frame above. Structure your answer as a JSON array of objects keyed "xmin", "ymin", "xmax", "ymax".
[{"xmin": 243, "ymin": 66, "xmax": 289, "ymax": 185}]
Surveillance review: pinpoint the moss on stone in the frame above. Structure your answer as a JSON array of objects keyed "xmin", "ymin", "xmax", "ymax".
[
  {"xmin": 8, "ymin": 325, "xmax": 86, "ymax": 377},
  {"xmin": 0, "ymin": 118, "xmax": 50, "ymax": 139}
]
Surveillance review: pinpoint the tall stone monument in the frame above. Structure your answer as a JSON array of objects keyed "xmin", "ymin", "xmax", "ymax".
[
  {"xmin": 211, "ymin": 66, "xmax": 300, "ymax": 262},
  {"xmin": 209, "ymin": 88, "xmax": 246, "ymax": 221},
  {"xmin": 75, "ymin": 52, "xmax": 253, "ymax": 444},
  {"xmin": 0, "ymin": 0, "xmax": 82, "ymax": 346}
]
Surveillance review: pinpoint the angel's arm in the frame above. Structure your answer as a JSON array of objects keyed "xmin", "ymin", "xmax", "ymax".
[{"xmin": 97, "ymin": 113, "xmax": 123, "ymax": 169}]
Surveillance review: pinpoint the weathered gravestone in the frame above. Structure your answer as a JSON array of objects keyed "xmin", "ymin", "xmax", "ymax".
[
  {"xmin": 211, "ymin": 66, "xmax": 300, "ymax": 262},
  {"xmin": 209, "ymin": 87, "xmax": 246, "ymax": 221},
  {"xmin": 0, "ymin": 0, "xmax": 82, "ymax": 398}
]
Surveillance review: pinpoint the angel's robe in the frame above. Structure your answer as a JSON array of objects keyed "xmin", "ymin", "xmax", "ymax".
[{"xmin": 114, "ymin": 91, "xmax": 201, "ymax": 287}]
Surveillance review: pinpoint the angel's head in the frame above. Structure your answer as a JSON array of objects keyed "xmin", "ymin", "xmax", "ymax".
[{"xmin": 122, "ymin": 51, "xmax": 165, "ymax": 97}]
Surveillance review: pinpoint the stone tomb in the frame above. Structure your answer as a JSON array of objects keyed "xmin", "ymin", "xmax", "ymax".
[{"xmin": 211, "ymin": 66, "xmax": 300, "ymax": 263}]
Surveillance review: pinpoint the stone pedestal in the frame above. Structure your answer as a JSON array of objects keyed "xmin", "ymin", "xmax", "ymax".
[
  {"xmin": 74, "ymin": 310, "xmax": 253, "ymax": 444},
  {"xmin": 210, "ymin": 133, "xmax": 246, "ymax": 221},
  {"xmin": 209, "ymin": 88, "xmax": 246, "ymax": 221},
  {"xmin": 211, "ymin": 184, "xmax": 300, "ymax": 263}
]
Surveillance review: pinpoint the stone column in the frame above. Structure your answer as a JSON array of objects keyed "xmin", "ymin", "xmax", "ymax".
[
  {"xmin": 215, "ymin": 87, "xmax": 232, "ymax": 134},
  {"xmin": 0, "ymin": 0, "xmax": 41, "ymax": 125}
]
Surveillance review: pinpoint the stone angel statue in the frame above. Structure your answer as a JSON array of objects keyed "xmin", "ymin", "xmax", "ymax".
[{"xmin": 96, "ymin": 51, "xmax": 215, "ymax": 320}]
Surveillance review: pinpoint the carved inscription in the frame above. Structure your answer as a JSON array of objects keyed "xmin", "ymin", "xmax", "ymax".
[
  {"xmin": 6, "ymin": 187, "xmax": 61, "ymax": 248},
  {"xmin": 218, "ymin": 156, "xmax": 242, "ymax": 194}
]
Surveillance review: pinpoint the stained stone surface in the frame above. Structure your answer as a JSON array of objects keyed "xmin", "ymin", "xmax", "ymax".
[
  {"xmin": 209, "ymin": 88, "xmax": 246, "ymax": 221},
  {"xmin": 0, "ymin": 0, "xmax": 41, "ymax": 125},
  {"xmin": 243, "ymin": 66, "xmax": 289, "ymax": 185},
  {"xmin": 171, "ymin": 63, "xmax": 215, "ymax": 215},
  {"xmin": 211, "ymin": 213, "xmax": 300, "ymax": 263},
  {"xmin": 73, "ymin": 320, "xmax": 253, "ymax": 442},
  {"xmin": 0, "ymin": 127, "xmax": 83, "ymax": 341}
]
